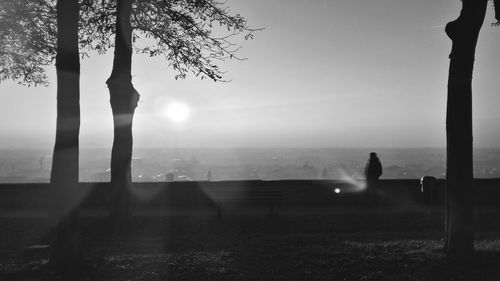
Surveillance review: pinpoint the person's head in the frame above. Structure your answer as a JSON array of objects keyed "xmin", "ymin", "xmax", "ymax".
[{"xmin": 370, "ymin": 152, "xmax": 377, "ymax": 159}]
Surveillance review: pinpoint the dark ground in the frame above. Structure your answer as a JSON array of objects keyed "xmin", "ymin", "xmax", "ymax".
[{"xmin": 1, "ymin": 207, "xmax": 500, "ymax": 281}]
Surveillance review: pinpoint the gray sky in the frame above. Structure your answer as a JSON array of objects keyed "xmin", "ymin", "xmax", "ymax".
[{"xmin": 1, "ymin": 0, "xmax": 500, "ymax": 148}]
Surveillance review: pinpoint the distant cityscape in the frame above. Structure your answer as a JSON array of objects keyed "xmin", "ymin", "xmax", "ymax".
[{"xmin": 1, "ymin": 147, "xmax": 499, "ymax": 183}]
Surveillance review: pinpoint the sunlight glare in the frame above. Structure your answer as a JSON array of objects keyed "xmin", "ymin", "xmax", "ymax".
[{"xmin": 165, "ymin": 102, "xmax": 191, "ymax": 124}]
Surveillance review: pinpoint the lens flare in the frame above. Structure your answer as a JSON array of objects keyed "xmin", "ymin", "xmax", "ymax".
[{"xmin": 337, "ymin": 168, "xmax": 367, "ymax": 192}]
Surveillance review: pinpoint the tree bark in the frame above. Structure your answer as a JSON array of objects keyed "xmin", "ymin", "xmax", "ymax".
[
  {"xmin": 444, "ymin": 0, "xmax": 487, "ymax": 259},
  {"xmin": 107, "ymin": 0, "xmax": 139, "ymax": 231},
  {"xmin": 50, "ymin": 0, "xmax": 82, "ymax": 275}
]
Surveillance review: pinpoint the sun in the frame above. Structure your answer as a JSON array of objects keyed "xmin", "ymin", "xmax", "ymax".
[{"xmin": 164, "ymin": 102, "xmax": 191, "ymax": 123}]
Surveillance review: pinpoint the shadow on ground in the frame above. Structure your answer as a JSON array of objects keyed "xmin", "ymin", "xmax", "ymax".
[{"xmin": 1, "ymin": 208, "xmax": 500, "ymax": 280}]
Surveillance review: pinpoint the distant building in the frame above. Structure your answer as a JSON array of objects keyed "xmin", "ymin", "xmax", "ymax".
[
  {"xmin": 0, "ymin": 165, "xmax": 50, "ymax": 183},
  {"xmin": 131, "ymin": 157, "xmax": 144, "ymax": 167},
  {"xmin": 165, "ymin": 173, "xmax": 174, "ymax": 182},
  {"xmin": 176, "ymin": 175, "xmax": 193, "ymax": 181}
]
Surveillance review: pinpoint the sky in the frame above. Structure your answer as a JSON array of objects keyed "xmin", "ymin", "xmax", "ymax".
[{"xmin": 1, "ymin": 0, "xmax": 500, "ymax": 149}]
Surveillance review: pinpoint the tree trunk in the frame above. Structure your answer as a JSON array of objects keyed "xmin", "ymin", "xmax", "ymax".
[
  {"xmin": 107, "ymin": 0, "xmax": 139, "ymax": 231},
  {"xmin": 50, "ymin": 0, "xmax": 82, "ymax": 275},
  {"xmin": 444, "ymin": 0, "xmax": 487, "ymax": 259}
]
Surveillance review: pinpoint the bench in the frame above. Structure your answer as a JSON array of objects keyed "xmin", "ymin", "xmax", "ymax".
[{"xmin": 205, "ymin": 186, "xmax": 283, "ymax": 218}]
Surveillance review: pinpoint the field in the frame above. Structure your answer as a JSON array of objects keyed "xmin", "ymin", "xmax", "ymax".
[{"xmin": 1, "ymin": 207, "xmax": 500, "ymax": 281}]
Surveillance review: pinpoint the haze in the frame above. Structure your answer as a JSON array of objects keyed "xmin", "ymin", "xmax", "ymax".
[{"xmin": 1, "ymin": 0, "xmax": 500, "ymax": 149}]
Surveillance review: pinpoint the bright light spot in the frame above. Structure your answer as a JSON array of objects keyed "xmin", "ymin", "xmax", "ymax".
[
  {"xmin": 165, "ymin": 102, "xmax": 191, "ymax": 123},
  {"xmin": 334, "ymin": 188, "xmax": 341, "ymax": 194},
  {"xmin": 337, "ymin": 169, "xmax": 367, "ymax": 192}
]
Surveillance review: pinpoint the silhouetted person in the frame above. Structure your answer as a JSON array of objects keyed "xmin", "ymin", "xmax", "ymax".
[{"xmin": 364, "ymin": 152, "xmax": 382, "ymax": 206}]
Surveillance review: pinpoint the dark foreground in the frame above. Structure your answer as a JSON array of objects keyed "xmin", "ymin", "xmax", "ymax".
[{"xmin": 2, "ymin": 208, "xmax": 500, "ymax": 281}]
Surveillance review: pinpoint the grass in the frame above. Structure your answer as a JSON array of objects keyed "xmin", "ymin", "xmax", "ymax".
[{"xmin": 1, "ymin": 207, "xmax": 500, "ymax": 280}]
